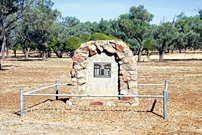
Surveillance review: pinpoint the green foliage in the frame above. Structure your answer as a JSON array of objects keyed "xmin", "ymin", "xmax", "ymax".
[
  {"xmin": 118, "ymin": 5, "xmax": 154, "ymax": 61},
  {"xmin": 65, "ymin": 37, "xmax": 82, "ymax": 51},
  {"xmin": 151, "ymin": 22, "xmax": 179, "ymax": 61},
  {"xmin": 125, "ymin": 43, "xmax": 130, "ymax": 47},
  {"xmin": 80, "ymin": 35, "xmax": 89, "ymax": 43},
  {"xmin": 113, "ymin": 39, "xmax": 123, "ymax": 41},
  {"xmin": 88, "ymin": 33, "xmax": 112, "ymax": 41},
  {"xmin": 143, "ymin": 39, "xmax": 155, "ymax": 51}
]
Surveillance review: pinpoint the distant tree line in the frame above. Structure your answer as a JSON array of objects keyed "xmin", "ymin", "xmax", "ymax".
[{"xmin": 1, "ymin": 0, "xmax": 202, "ymax": 69}]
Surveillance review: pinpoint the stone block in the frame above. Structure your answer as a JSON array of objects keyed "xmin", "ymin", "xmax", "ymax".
[
  {"xmin": 82, "ymin": 46, "xmax": 89, "ymax": 53},
  {"xmin": 116, "ymin": 45, "xmax": 124, "ymax": 52},
  {"xmin": 119, "ymin": 70, "xmax": 126, "ymax": 75},
  {"xmin": 72, "ymin": 56, "xmax": 84, "ymax": 62},
  {"xmin": 96, "ymin": 44, "xmax": 104, "ymax": 52},
  {"xmin": 123, "ymin": 57, "xmax": 137, "ymax": 64},
  {"xmin": 74, "ymin": 65, "xmax": 83, "ymax": 70},
  {"xmin": 128, "ymin": 81, "xmax": 138, "ymax": 88},
  {"xmin": 90, "ymin": 102, "xmax": 103, "ymax": 105},
  {"xmin": 120, "ymin": 82, "xmax": 127, "ymax": 89},
  {"xmin": 122, "ymin": 97, "xmax": 133, "ymax": 101},
  {"xmin": 78, "ymin": 80, "xmax": 86, "ymax": 85},
  {"xmin": 120, "ymin": 90, "xmax": 127, "ymax": 95},
  {"xmin": 125, "ymin": 65, "xmax": 137, "ymax": 71},
  {"xmin": 79, "ymin": 53, "xmax": 88, "ymax": 58},
  {"xmin": 122, "ymin": 75, "xmax": 136, "ymax": 82},
  {"xmin": 124, "ymin": 49, "xmax": 133, "ymax": 57},
  {"xmin": 71, "ymin": 78, "xmax": 76, "ymax": 82},
  {"xmin": 70, "ymin": 68, "xmax": 76, "ymax": 77},
  {"xmin": 89, "ymin": 45, "xmax": 97, "ymax": 56},
  {"xmin": 104, "ymin": 45, "xmax": 116, "ymax": 53},
  {"xmin": 78, "ymin": 85, "xmax": 85, "ymax": 91},
  {"xmin": 129, "ymin": 88, "xmax": 138, "ymax": 94},
  {"xmin": 80, "ymin": 61, "xmax": 87, "ymax": 68},
  {"xmin": 116, "ymin": 51, "xmax": 125, "ymax": 59},
  {"xmin": 76, "ymin": 71, "xmax": 84, "ymax": 78},
  {"xmin": 128, "ymin": 71, "xmax": 136, "ymax": 75}
]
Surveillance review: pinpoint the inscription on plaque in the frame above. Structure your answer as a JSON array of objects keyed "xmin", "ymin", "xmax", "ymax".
[{"xmin": 94, "ymin": 62, "xmax": 111, "ymax": 78}]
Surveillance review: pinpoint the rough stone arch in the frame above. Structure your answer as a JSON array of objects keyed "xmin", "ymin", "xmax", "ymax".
[{"xmin": 70, "ymin": 40, "xmax": 138, "ymax": 106}]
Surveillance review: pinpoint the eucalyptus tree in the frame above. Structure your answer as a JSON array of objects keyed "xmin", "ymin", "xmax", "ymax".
[
  {"xmin": 151, "ymin": 22, "xmax": 179, "ymax": 62},
  {"xmin": 49, "ymin": 16, "xmax": 91, "ymax": 58},
  {"xmin": 24, "ymin": 0, "xmax": 59, "ymax": 60},
  {"xmin": 48, "ymin": 21, "xmax": 68, "ymax": 58},
  {"xmin": 0, "ymin": 0, "xmax": 34, "ymax": 69},
  {"xmin": 109, "ymin": 19, "xmax": 126, "ymax": 40},
  {"xmin": 63, "ymin": 16, "xmax": 91, "ymax": 38},
  {"xmin": 118, "ymin": 5, "xmax": 154, "ymax": 61},
  {"xmin": 174, "ymin": 13, "xmax": 201, "ymax": 51},
  {"xmin": 85, "ymin": 21, "xmax": 99, "ymax": 35}
]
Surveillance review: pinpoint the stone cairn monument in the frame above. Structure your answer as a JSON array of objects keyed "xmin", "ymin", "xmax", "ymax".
[{"xmin": 68, "ymin": 40, "xmax": 138, "ymax": 106}]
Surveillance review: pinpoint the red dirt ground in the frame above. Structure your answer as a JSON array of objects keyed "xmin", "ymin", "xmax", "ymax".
[{"xmin": 0, "ymin": 51, "xmax": 201, "ymax": 134}]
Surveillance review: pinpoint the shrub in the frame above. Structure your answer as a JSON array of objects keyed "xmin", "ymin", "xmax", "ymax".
[
  {"xmin": 65, "ymin": 36, "xmax": 82, "ymax": 51},
  {"xmin": 88, "ymin": 33, "xmax": 112, "ymax": 41},
  {"xmin": 143, "ymin": 39, "xmax": 155, "ymax": 51}
]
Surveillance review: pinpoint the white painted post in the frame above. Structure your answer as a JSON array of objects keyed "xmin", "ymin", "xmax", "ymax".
[
  {"xmin": 163, "ymin": 90, "xmax": 167, "ymax": 120},
  {"xmin": 165, "ymin": 80, "xmax": 168, "ymax": 101},
  {"xmin": 56, "ymin": 80, "xmax": 58, "ymax": 100},
  {"xmin": 20, "ymin": 88, "xmax": 23, "ymax": 116}
]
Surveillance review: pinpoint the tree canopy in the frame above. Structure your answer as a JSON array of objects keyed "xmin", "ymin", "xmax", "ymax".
[{"xmin": 1, "ymin": 1, "xmax": 201, "ymax": 64}]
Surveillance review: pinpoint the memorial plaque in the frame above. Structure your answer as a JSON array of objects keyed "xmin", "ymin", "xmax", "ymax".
[{"xmin": 94, "ymin": 62, "xmax": 111, "ymax": 78}]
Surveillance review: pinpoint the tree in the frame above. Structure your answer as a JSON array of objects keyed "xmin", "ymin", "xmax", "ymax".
[
  {"xmin": 88, "ymin": 33, "xmax": 112, "ymax": 41},
  {"xmin": 119, "ymin": 5, "xmax": 154, "ymax": 61},
  {"xmin": 143, "ymin": 38, "xmax": 155, "ymax": 59},
  {"xmin": 65, "ymin": 36, "xmax": 82, "ymax": 57},
  {"xmin": 80, "ymin": 35, "xmax": 89, "ymax": 43},
  {"xmin": 85, "ymin": 21, "xmax": 99, "ymax": 35},
  {"xmin": 0, "ymin": 0, "xmax": 33, "ymax": 69},
  {"xmin": 23, "ymin": 0, "xmax": 59, "ymax": 60},
  {"xmin": 48, "ymin": 21, "xmax": 68, "ymax": 58},
  {"xmin": 64, "ymin": 16, "xmax": 91, "ymax": 38},
  {"xmin": 151, "ymin": 22, "xmax": 179, "ymax": 62}
]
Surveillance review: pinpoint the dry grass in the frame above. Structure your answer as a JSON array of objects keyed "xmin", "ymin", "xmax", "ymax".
[{"xmin": 0, "ymin": 50, "xmax": 202, "ymax": 134}]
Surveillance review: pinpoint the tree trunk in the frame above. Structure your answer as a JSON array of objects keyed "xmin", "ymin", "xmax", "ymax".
[
  {"xmin": 25, "ymin": 47, "xmax": 30, "ymax": 59},
  {"xmin": 0, "ymin": 58, "xmax": 1, "ymax": 70},
  {"xmin": 179, "ymin": 48, "xmax": 181, "ymax": 53},
  {"xmin": 147, "ymin": 51, "xmax": 151, "ymax": 59},
  {"xmin": 48, "ymin": 50, "xmax": 52, "ymax": 58},
  {"xmin": 1, "ymin": 35, "xmax": 6, "ymax": 59},
  {"xmin": 42, "ymin": 46, "xmax": 47, "ymax": 61},
  {"xmin": 14, "ymin": 50, "xmax": 16, "ymax": 57},
  {"xmin": 135, "ymin": 48, "xmax": 138, "ymax": 55},
  {"xmin": 54, "ymin": 50, "xmax": 63, "ymax": 58},
  {"xmin": 167, "ymin": 48, "xmax": 170, "ymax": 53},
  {"xmin": 23, "ymin": 47, "xmax": 26, "ymax": 56},
  {"xmin": 159, "ymin": 50, "xmax": 164, "ymax": 62},
  {"xmin": 137, "ymin": 41, "xmax": 143, "ymax": 62},
  {"xmin": 6, "ymin": 46, "xmax": 9, "ymax": 57}
]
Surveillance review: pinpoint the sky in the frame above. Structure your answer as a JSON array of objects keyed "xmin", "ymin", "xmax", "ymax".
[{"xmin": 51, "ymin": 0, "xmax": 201, "ymax": 25}]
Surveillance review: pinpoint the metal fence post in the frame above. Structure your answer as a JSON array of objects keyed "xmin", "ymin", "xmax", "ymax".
[
  {"xmin": 20, "ymin": 88, "xmax": 23, "ymax": 116},
  {"xmin": 56, "ymin": 80, "xmax": 58, "ymax": 100},
  {"xmin": 165, "ymin": 80, "xmax": 168, "ymax": 101},
  {"xmin": 163, "ymin": 90, "xmax": 167, "ymax": 120}
]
